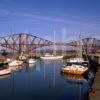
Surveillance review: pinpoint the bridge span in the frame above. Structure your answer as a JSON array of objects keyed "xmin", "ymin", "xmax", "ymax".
[{"xmin": 0, "ymin": 33, "xmax": 100, "ymax": 56}]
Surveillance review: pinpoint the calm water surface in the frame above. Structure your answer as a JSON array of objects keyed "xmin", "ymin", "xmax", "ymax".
[{"xmin": 0, "ymin": 60, "xmax": 93, "ymax": 100}]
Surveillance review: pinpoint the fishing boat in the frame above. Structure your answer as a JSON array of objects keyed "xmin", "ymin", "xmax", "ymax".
[
  {"xmin": 0, "ymin": 68, "xmax": 11, "ymax": 76},
  {"xmin": 8, "ymin": 60, "xmax": 23, "ymax": 67},
  {"xmin": 61, "ymin": 64, "xmax": 88, "ymax": 75}
]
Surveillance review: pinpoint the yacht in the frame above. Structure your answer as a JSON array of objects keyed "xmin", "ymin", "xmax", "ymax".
[
  {"xmin": 41, "ymin": 30, "xmax": 63, "ymax": 60},
  {"xmin": 41, "ymin": 54, "xmax": 63, "ymax": 60}
]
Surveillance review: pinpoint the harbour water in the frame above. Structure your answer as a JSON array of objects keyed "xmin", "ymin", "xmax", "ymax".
[{"xmin": 0, "ymin": 59, "xmax": 95, "ymax": 100}]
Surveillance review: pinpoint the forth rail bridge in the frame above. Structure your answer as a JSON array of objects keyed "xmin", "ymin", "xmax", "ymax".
[{"xmin": 0, "ymin": 33, "xmax": 100, "ymax": 65}]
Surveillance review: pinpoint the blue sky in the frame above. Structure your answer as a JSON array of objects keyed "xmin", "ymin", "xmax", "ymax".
[{"xmin": 0, "ymin": 0, "xmax": 100, "ymax": 42}]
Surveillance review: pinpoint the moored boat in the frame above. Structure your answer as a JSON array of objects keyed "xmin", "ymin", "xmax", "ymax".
[
  {"xmin": 0, "ymin": 68, "xmax": 11, "ymax": 76},
  {"xmin": 67, "ymin": 57, "xmax": 88, "ymax": 64},
  {"xmin": 61, "ymin": 64, "xmax": 88, "ymax": 75},
  {"xmin": 27, "ymin": 59, "xmax": 36, "ymax": 64},
  {"xmin": 41, "ymin": 56, "xmax": 63, "ymax": 60},
  {"xmin": 61, "ymin": 34, "xmax": 89, "ymax": 75},
  {"xmin": 9, "ymin": 60, "xmax": 23, "ymax": 67},
  {"xmin": 41, "ymin": 30, "xmax": 63, "ymax": 61},
  {"xmin": 41, "ymin": 54, "xmax": 63, "ymax": 60}
]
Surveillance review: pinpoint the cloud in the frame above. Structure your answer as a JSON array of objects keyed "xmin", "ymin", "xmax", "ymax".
[
  {"xmin": 0, "ymin": 8, "xmax": 100, "ymax": 29},
  {"xmin": 13, "ymin": 12, "xmax": 100, "ymax": 28},
  {"xmin": 13, "ymin": 12, "xmax": 74, "ymax": 24},
  {"xmin": 0, "ymin": 8, "xmax": 92, "ymax": 25},
  {"xmin": 0, "ymin": 9, "xmax": 69, "ymax": 23}
]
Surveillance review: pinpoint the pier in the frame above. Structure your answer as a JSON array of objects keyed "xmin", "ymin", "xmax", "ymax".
[{"xmin": 89, "ymin": 66, "xmax": 100, "ymax": 100}]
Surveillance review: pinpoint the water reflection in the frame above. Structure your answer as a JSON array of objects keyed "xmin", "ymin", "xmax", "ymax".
[
  {"xmin": 61, "ymin": 73, "xmax": 87, "ymax": 84},
  {"xmin": 0, "ymin": 74, "xmax": 10, "ymax": 80},
  {"xmin": 60, "ymin": 70, "xmax": 95, "ymax": 100},
  {"xmin": 0, "ymin": 60, "xmax": 96, "ymax": 100}
]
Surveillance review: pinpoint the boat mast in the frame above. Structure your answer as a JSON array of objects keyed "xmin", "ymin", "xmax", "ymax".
[
  {"xmin": 53, "ymin": 30, "xmax": 56, "ymax": 56},
  {"xmin": 79, "ymin": 34, "xmax": 82, "ymax": 58},
  {"xmin": 77, "ymin": 34, "xmax": 83, "ymax": 58}
]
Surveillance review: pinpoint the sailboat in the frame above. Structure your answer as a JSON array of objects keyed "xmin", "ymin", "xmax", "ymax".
[
  {"xmin": 67, "ymin": 35, "xmax": 88, "ymax": 64},
  {"xmin": 41, "ymin": 30, "xmax": 63, "ymax": 60},
  {"xmin": 61, "ymin": 34, "xmax": 89, "ymax": 75}
]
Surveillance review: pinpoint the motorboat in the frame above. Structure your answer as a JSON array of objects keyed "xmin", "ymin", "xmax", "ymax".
[
  {"xmin": 0, "ymin": 68, "xmax": 11, "ymax": 76},
  {"xmin": 8, "ymin": 60, "xmax": 23, "ymax": 67},
  {"xmin": 61, "ymin": 64, "xmax": 88, "ymax": 75}
]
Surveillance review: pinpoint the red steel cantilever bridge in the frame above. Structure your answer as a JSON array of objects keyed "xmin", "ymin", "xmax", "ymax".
[
  {"xmin": 0, "ymin": 33, "xmax": 53, "ymax": 54},
  {"xmin": 0, "ymin": 33, "xmax": 100, "ymax": 54}
]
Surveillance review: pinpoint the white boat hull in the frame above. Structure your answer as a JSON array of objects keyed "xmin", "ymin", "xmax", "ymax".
[
  {"xmin": 9, "ymin": 60, "xmax": 23, "ymax": 67},
  {"xmin": 0, "ymin": 69, "xmax": 11, "ymax": 76},
  {"xmin": 41, "ymin": 56, "xmax": 63, "ymax": 60},
  {"xmin": 27, "ymin": 59, "xmax": 36, "ymax": 64}
]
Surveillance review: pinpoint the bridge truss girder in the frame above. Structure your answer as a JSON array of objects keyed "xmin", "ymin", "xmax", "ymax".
[
  {"xmin": 0, "ymin": 33, "xmax": 100, "ymax": 54},
  {"xmin": 66, "ymin": 38, "xmax": 100, "ymax": 54},
  {"xmin": 0, "ymin": 33, "xmax": 53, "ymax": 54}
]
